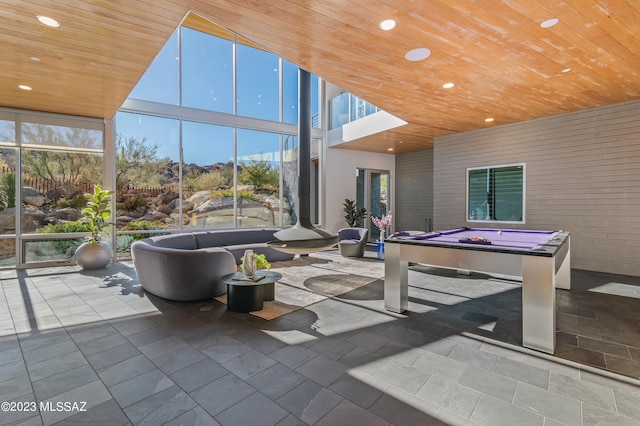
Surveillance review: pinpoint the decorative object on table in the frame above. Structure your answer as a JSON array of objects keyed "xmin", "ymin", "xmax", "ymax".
[
  {"xmin": 372, "ymin": 212, "xmax": 392, "ymax": 241},
  {"xmin": 343, "ymin": 199, "xmax": 367, "ymax": 227},
  {"xmin": 241, "ymin": 249, "xmax": 257, "ymax": 277},
  {"xmin": 372, "ymin": 213, "xmax": 392, "ymax": 260},
  {"xmin": 376, "ymin": 240, "xmax": 385, "ymax": 260},
  {"xmin": 459, "ymin": 237, "xmax": 492, "ymax": 245},
  {"xmin": 253, "ymin": 253, "xmax": 271, "ymax": 270},
  {"xmin": 75, "ymin": 185, "xmax": 114, "ymax": 270},
  {"xmin": 240, "ymin": 251, "xmax": 271, "ymax": 277}
]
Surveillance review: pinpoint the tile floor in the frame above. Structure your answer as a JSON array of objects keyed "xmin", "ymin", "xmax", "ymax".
[{"xmin": 0, "ymin": 251, "xmax": 639, "ymax": 425}]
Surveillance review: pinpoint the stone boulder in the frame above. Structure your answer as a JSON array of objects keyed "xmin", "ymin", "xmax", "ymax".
[
  {"xmin": 0, "ymin": 238, "xmax": 14, "ymax": 258},
  {"xmin": 186, "ymin": 190, "xmax": 212, "ymax": 206},
  {"xmin": 21, "ymin": 207, "xmax": 47, "ymax": 232},
  {"xmin": 53, "ymin": 207, "xmax": 83, "ymax": 221},
  {"xmin": 116, "ymin": 216, "xmax": 136, "ymax": 227},
  {"xmin": 164, "ymin": 199, "xmax": 193, "ymax": 214},
  {"xmin": 23, "ymin": 187, "xmax": 46, "ymax": 207},
  {"xmin": 192, "ymin": 197, "xmax": 234, "ymax": 213},
  {"xmin": 143, "ymin": 212, "xmax": 169, "ymax": 222},
  {"xmin": 169, "ymin": 212, "xmax": 187, "ymax": 225},
  {"xmin": 0, "ymin": 208, "xmax": 16, "ymax": 232},
  {"xmin": 152, "ymin": 191, "xmax": 179, "ymax": 206},
  {"xmin": 46, "ymin": 185, "xmax": 83, "ymax": 203}
]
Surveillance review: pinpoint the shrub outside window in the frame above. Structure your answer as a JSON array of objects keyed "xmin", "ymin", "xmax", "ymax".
[{"xmin": 467, "ymin": 163, "xmax": 525, "ymax": 223}]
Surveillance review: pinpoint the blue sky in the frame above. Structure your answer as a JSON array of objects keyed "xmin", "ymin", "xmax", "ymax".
[{"xmin": 116, "ymin": 26, "xmax": 317, "ymax": 166}]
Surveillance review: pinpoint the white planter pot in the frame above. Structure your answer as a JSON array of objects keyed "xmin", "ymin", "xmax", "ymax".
[{"xmin": 75, "ymin": 241, "xmax": 112, "ymax": 270}]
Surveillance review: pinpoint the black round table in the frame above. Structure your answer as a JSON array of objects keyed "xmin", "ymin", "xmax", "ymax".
[{"xmin": 221, "ymin": 271, "xmax": 282, "ymax": 312}]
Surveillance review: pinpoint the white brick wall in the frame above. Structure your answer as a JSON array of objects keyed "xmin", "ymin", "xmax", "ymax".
[{"xmin": 431, "ymin": 100, "xmax": 640, "ymax": 276}]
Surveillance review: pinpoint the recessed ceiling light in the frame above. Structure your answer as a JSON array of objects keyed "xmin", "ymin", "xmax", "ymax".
[
  {"xmin": 37, "ymin": 15, "xmax": 60, "ymax": 27},
  {"xmin": 485, "ymin": 117, "xmax": 494, "ymax": 122},
  {"xmin": 540, "ymin": 18, "xmax": 559, "ymax": 28},
  {"xmin": 562, "ymin": 67, "xmax": 572, "ymax": 73},
  {"xmin": 405, "ymin": 48, "xmax": 431, "ymax": 61},
  {"xmin": 442, "ymin": 83, "xmax": 455, "ymax": 89},
  {"xmin": 379, "ymin": 19, "xmax": 397, "ymax": 31},
  {"xmin": 387, "ymin": 148, "xmax": 394, "ymax": 151},
  {"xmin": 18, "ymin": 85, "xmax": 33, "ymax": 91}
]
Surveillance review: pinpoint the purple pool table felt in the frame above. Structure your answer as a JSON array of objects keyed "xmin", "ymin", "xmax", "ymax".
[{"xmin": 410, "ymin": 228, "xmax": 557, "ymax": 250}]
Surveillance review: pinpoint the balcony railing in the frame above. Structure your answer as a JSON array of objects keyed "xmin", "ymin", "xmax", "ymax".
[{"xmin": 329, "ymin": 92, "xmax": 380, "ymax": 129}]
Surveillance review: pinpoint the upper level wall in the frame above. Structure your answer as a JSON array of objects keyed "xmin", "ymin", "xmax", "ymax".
[
  {"xmin": 433, "ymin": 100, "xmax": 640, "ymax": 276},
  {"xmin": 323, "ymin": 147, "xmax": 395, "ymax": 234}
]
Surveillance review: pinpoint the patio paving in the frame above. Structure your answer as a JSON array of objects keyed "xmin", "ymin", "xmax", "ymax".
[{"xmin": 0, "ymin": 250, "xmax": 639, "ymax": 425}]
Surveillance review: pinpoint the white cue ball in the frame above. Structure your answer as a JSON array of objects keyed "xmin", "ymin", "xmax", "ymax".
[{"xmin": 498, "ymin": 231, "xmax": 502, "ymax": 235}]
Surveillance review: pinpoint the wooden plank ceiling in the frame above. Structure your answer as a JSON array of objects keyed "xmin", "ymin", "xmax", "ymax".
[{"xmin": 2, "ymin": 0, "xmax": 639, "ymax": 154}]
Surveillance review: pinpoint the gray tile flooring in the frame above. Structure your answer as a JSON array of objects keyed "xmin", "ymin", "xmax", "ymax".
[{"xmin": 0, "ymin": 251, "xmax": 639, "ymax": 425}]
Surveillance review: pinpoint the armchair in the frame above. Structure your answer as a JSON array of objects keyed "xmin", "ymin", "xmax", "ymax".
[{"xmin": 338, "ymin": 227, "xmax": 369, "ymax": 258}]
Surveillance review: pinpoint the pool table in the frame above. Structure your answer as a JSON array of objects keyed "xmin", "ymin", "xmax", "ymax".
[{"xmin": 384, "ymin": 227, "xmax": 571, "ymax": 354}]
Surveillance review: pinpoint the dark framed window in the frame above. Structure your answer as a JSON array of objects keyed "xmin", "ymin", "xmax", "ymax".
[{"xmin": 467, "ymin": 164, "xmax": 524, "ymax": 223}]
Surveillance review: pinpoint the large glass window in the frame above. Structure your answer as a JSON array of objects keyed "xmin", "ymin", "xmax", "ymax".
[
  {"xmin": 115, "ymin": 17, "xmax": 325, "ymax": 259},
  {"xmin": 311, "ymin": 75, "xmax": 320, "ymax": 128},
  {"xmin": 282, "ymin": 135, "xmax": 298, "ymax": 226},
  {"xmin": 181, "ymin": 27, "xmax": 234, "ymax": 113},
  {"xmin": 128, "ymin": 31, "xmax": 179, "ymax": 105},
  {"xmin": 21, "ymin": 120, "xmax": 102, "ymax": 150},
  {"xmin": 183, "ymin": 122, "xmax": 235, "ymax": 229},
  {"xmin": 21, "ymin": 148, "xmax": 102, "ymax": 265},
  {"xmin": 9, "ymin": 114, "xmax": 106, "ymax": 266},
  {"xmin": 236, "ymin": 44, "xmax": 279, "ymax": 121},
  {"xmin": 237, "ymin": 129, "xmax": 280, "ymax": 227},
  {"xmin": 0, "ymin": 112, "xmax": 104, "ymax": 268},
  {"xmin": 114, "ymin": 113, "xmax": 179, "ymax": 256},
  {"xmin": 0, "ymin": 119, "xmax": 17, "ymax": 267},
  {"xmin": 282, "ymin": 61, "xmax": 299, "ymax": 125},
  {"xmin": 467, "ymin": 164, "xmax": 525, "ymax": 223}
]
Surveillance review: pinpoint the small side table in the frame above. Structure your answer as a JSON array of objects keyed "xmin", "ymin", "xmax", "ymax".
[{"xmin": 221, "ymin": 271, "xmax": 282, "ymax": 313}]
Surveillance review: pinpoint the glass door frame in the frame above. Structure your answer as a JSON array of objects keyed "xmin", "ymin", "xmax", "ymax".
[{"xmin": 356, "ymin": 168, "xmax": 391, "ymax": 242}]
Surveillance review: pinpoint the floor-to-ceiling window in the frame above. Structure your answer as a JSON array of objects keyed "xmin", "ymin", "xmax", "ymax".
[
  {"xmin": 0, "ymin": 110, "xmax": 105, "ymax": 268},
  {"xmin": 115, "ymin": 14, "xmax": 324, "ymax": 258},
  {"xmin": 0, "ymin": 114, "xmax": 17, "ymax": 267},
  {"xmin": 181, "ymin": 27, "xmax": 233, "ymax": 113},
  {"xmin": 113, "ymin": 113, "xmax": 179, "ymax": 256}
]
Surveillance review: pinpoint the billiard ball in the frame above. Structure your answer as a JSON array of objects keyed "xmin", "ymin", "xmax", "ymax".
[{"xmin": 498, "ymin": 231, "xmax": 502, "ymax": 235}]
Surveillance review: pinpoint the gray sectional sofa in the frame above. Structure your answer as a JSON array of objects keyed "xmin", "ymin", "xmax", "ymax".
[{"xmin": 131, "ymin": 228, "xmax": 294, "ymax": 301}]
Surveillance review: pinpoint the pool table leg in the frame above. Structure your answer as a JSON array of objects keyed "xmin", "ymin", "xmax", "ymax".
[
  {"xmin": 522, "ymin": 255, "xmax": 556, "ymax": 354},
  {"xmin": 555, "ymin": 235, "xmax": 571, "ymax": 290},
  {"xmin": 384, "ymin": 243, "xmax": 408, "ymax": 313}
]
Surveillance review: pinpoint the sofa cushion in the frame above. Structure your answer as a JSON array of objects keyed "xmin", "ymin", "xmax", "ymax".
[
  {"xmin": 193, "ymin": 228, "xmax": 277, "ymax": 248},
  {"xmin": 223, "ymin": 243, "xmax": 294, "ymax": 264},
  {"xmin": 145, "ymin": 233, "xmax": 198, "ymax": 250},
  {"xmin": 339, "ymin": 239, "xmax": 360, "ymax": 245}
]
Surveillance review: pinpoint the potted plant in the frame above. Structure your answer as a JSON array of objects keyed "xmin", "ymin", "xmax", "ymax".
[
  {"xmin": 343, "ymin": 199, "xmax": 366, "ymax": 227},
  {"xmin": 75, "ymin": 185, "xmax": 114, "ymax": 269}
]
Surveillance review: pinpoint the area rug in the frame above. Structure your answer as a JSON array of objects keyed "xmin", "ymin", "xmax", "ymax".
[
  {"xmin": 213, "ymin": 293, "xmax": 303, "ymax": 320},
  {"xmin": 213, "ymin": 252, "xmax": 384, "ymax": 320}
]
